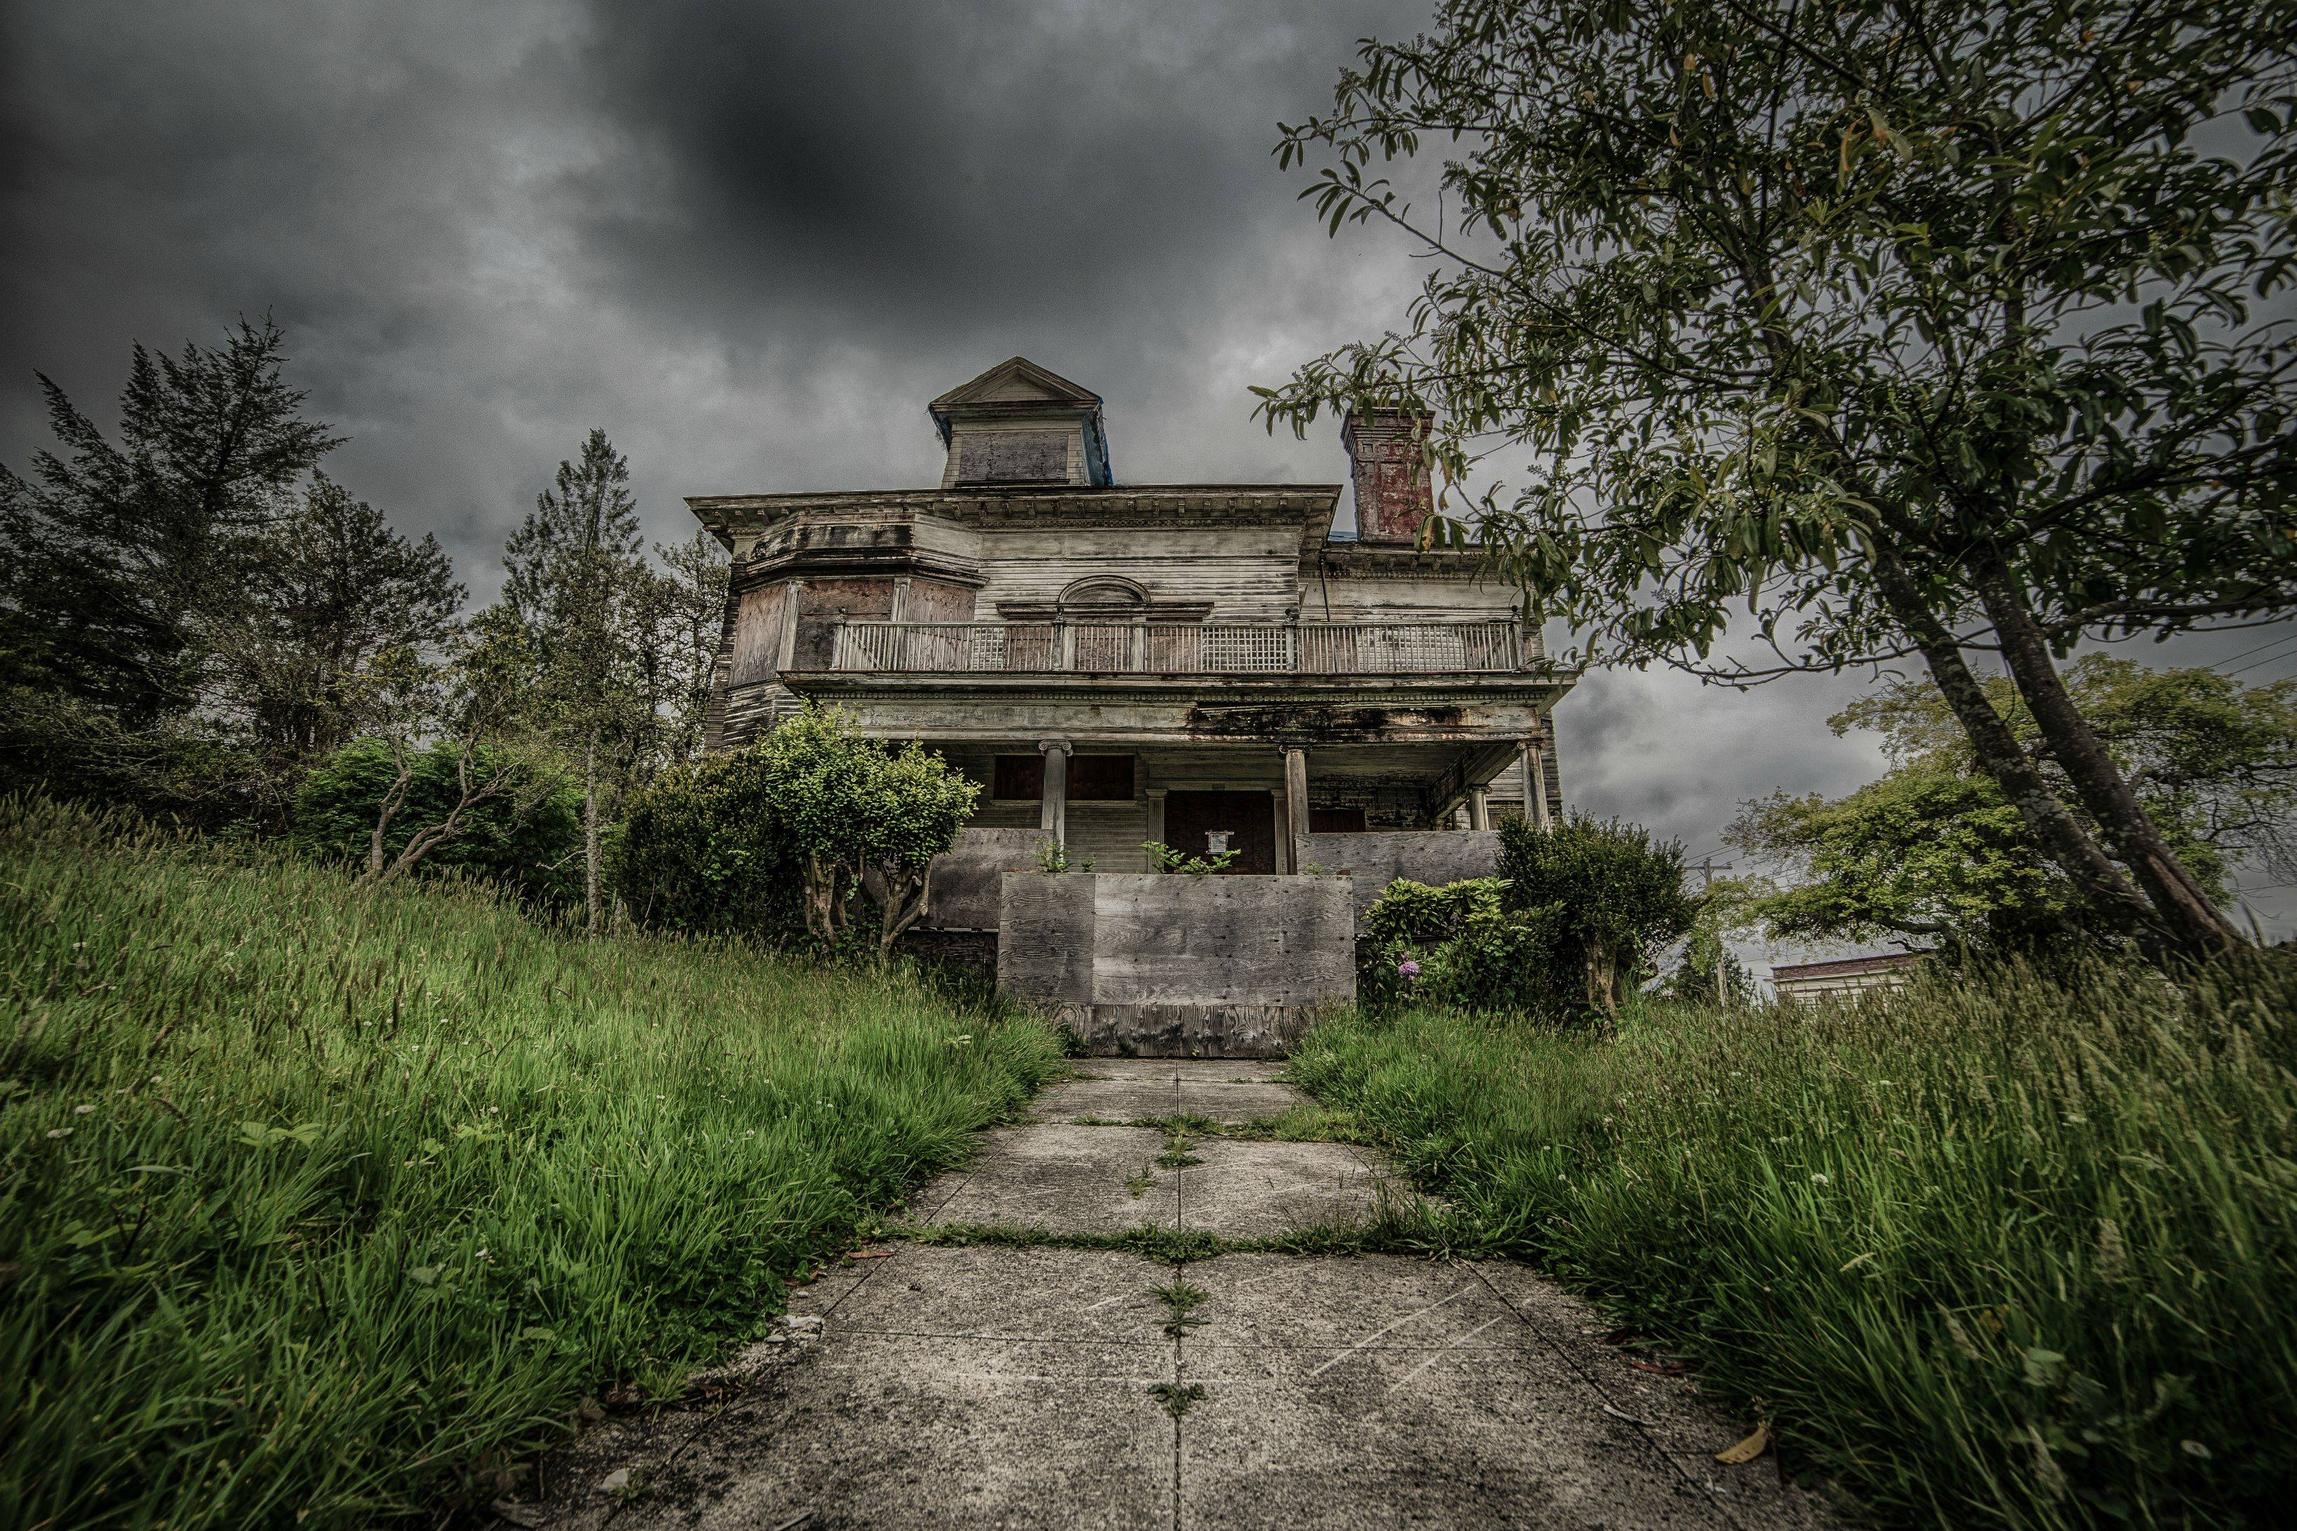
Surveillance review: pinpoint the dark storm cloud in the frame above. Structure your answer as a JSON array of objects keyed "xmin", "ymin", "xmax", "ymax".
[{"xmin": 5, "ymin": 0, "xmax": 2286, "ymax": 945}]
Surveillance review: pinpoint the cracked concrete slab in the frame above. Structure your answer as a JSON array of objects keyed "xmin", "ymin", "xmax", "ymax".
[
  {"xmin": 1178, "ymin": 1253, "xmax": 1514, "ymax": 1351},
  {"xmin": 1035, "ymin": 1076, "xmax": 1180, "ymax": 1121},
  {"xmin": 830, "ymin": 1243, "xmax": 1170, "ymax": 1343},
  {"xmin": 1172, "ymin": 1079, "xmax": 1303, "ymax": 1123},
  {"xmin": 552, "ymin": 1335, "xmax": 1176, "ymax": 1531},
  {"xmin": 913, "ymin": 1124, "xmax": 1178, "ymax": 1233},
  {"xmin": 1064, "ymin": 1058, "xmax": 1183, "ymax": 1083},
  {"xmin": 1179, "ymin": 1337, "xmax": 1726, "ymax": 1530},
  {"xmin": 1179, "ymin": 1137, "xmax": 1393, "ymax": 1238}
]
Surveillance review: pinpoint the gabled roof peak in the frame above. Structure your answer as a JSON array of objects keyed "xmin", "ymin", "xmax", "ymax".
[
  {"xmin": 929, "ymin": 356, "xmax": 1112, "ymax": 487},
  {"xmin": 929, "ymin": 356, "xmax": 1101, "ymax": 413}
]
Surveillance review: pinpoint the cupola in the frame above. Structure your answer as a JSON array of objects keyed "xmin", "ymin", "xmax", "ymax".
[{"xmin": 928, "ymin": 356, "xmax": 1113, "ymax": 489}]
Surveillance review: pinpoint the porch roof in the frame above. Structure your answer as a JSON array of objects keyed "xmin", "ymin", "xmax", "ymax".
[{"xmin": 778, "ymin": 668, "xmax": 1573, "ymax": 747}]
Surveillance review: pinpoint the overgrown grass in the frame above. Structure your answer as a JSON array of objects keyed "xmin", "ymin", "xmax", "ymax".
[
  {"xmin": 0, "ymin": 797, "xmax": 1064, "ymax": 1529},
  {"xmin": 1287, "ymin": 960, "xmax": 2297, "ymax": 1530}
]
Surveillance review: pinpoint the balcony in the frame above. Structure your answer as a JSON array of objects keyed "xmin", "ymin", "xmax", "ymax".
[{"xmin": 824, "ymin": 619, "xmax": 1534, "ymax": 675}]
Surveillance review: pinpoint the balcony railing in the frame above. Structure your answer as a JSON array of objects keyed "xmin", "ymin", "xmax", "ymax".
[{"xmin": 825, "ymin": 620, "xmax": 1532, "ymax": 675}]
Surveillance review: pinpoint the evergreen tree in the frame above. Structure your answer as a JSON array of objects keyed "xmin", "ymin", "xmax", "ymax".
[
  {"xmin": 499, "ymin": 428, "xmax": 651, "ymax": 931},
  {"xmin": 0, "ymin": 317, "xmax": 340, "ymax": 724},
  {"xmin": 209, "ymin": 473, "xmax": 464, "ymax": 811}
]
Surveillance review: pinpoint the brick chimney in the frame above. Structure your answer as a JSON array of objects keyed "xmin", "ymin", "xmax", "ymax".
[{"xmin": 1341, "ymin": 408, "xmax": 1434, "ymax": 545}]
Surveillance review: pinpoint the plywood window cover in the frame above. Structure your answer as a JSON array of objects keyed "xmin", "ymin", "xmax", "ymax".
[{"xmin": 955, "ymin": 430, "xmax": 1070, "ymax": 485}]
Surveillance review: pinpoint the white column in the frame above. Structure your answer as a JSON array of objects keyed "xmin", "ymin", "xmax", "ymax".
[
  {"xmin": 1146, "ymin": 786, "xmax": 1167, "ymax": 848},
  {"xmin": 1521, "ymin": 737, "xmax": 1552, "ymax": 830},
  {"xmin": 1282, "ymin": 746, "xmax": 1311, "ymax": 874},
  {"xmin": 1468, "ymin": 786, "xmax": 1491, "ymax": 831},
  {"xmin": 1038, "ymin": 738, "xmax": 1071, "ymax": 849},
  {"xmin": 776, "ymin": 577, "xmax": 806, "ymax": 671}
]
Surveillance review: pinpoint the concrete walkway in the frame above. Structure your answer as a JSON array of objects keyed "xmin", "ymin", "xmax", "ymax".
[{"xmin": 527, "ymin": 1061, "xmax": 1838, "ymax": 1530}]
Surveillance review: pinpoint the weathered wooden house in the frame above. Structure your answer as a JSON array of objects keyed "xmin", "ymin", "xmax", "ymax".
[{"xmin": 688, "ymin": 356, "xmax": 1575, "ymax": 885}]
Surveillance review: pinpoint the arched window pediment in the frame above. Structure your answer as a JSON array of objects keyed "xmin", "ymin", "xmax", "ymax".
[{"xmin": 1055, "ymin": 576, "xmax": 1150, "ymax": 614}]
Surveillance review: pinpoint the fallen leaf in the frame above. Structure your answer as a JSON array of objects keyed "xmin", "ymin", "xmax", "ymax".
[
  {"xmin": 1628, "ymin": 1357, "xmax": 1687, "ymax": 1376},
  {"xmin": 845, "ymin": 1248, "xmax": 894, "ymax": 1261},
  {"xmin": 1716, "ymin": 1424, "xmax": 1772, "ymax": 1464}
]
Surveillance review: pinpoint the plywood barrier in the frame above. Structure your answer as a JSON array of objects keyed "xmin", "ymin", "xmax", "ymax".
[
  {"xmin": 1304, "ymin": 830, "xmax": 1504, "ymax": 915},
  {"xmin": 920, "ymin": 828, "xmax": 1053, "ymax": 931},
  {"xmin": 997, "ymin": 872, "xmax": 1356, "ymax": 1057}
]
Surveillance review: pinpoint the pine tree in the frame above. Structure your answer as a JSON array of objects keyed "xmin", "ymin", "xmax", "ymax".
[
  {"xmin": 500, "ymin": 429, "xmax": 651, "ymax": 931},
  {"xmin": 0, "ymin": 317, "xmax": 340, "ymax": 723},
  {"xmin": 208, "ymin": 473, "xmax": 464, "ymax": 810}
]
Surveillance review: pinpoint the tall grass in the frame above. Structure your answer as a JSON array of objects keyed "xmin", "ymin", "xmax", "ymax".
[
  {"xmin": 0, "ymin": 797, "xmax": 1063, "ymax": 1529},
  {"xmin": 1289, "ymin": 961, "xmax": 2297, "ymax": 1529}
]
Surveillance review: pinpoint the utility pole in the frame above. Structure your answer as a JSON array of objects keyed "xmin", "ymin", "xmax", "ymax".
[{"xmin": 1689, "ymin": 857, "xmax": 1734, "ymax": 1009}]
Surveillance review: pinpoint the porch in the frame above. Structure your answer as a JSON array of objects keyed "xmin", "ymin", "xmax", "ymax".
[{"xmin": 931, "ymin": 740, "xmax": 1544, "ymax": 872}]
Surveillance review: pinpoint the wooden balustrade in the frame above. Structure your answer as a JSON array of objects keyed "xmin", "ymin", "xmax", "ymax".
[{"xmin": 824, "ymin": 620, "xmax": 1530, "ymax": 674}]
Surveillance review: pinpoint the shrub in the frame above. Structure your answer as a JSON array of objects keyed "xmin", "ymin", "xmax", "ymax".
[
  {"xmin": 611, "ymin": 709, "xmax": 977, "ymax": 953},
  {"xmin": 608, "ymin": 749, "xmax": 807, "ymax": 942},
  {"xmin": 1498, "ymin": 814, "xmax": 1693, "ymax": 1016},
  {"xmin": 1357, "ymin": 877, "xmax": 1578, "ymax": 1017},
  {"xmin": 291, "ymin": 737, "xmax": 581, "ymax": 907}
]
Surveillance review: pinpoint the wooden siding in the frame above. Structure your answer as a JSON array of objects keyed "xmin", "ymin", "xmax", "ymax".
[{"xmin": 976, "ymin": 526, "xmax": 1302, "ymax": 623}]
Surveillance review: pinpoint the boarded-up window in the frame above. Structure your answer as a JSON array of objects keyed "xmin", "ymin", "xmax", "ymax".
[
  {"xmin": 728, "ymin": 583, "xmax": 790, "ymax": 686},
  {"xmin": 1068, "ymin": 755, "xmax": 1134, "ymax": 801},
  {"xmin": 992, "ymin": 755, "xmax": 1044, "ymax": 800},
  {"xmin": 956, "ymin": 430, "xmax": 1069, "ymax": 484},
  {"xmin": 789, "ymin": 577, "xmax": 895, "ymax": 671}
]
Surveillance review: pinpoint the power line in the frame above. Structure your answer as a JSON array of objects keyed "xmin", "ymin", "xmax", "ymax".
[
  {"xmin": 2222, "ymin": 635, "xmax": 2297, "ymax": 678},
  {"xmin": 2211, "ymin": 627, "xmax": 2297, "ymax": 667}
]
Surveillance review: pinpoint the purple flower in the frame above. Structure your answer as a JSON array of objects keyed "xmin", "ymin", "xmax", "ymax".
[{"xmin": 1397, "ymin": 959, "xmax": 1422, "ymax": 979}]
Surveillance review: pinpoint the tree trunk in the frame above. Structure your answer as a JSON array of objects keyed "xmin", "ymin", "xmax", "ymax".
[
  {"xmin": 582, "ymin": 739, "xmax": 602, "ymax": 935},
  {"xmin": 1866, "ymin": 547, "xmax": 2167, "ymax": 947},
  {"xmin": 1968, "ymin": 554, "xmax": 2245, "ymax": 957}
]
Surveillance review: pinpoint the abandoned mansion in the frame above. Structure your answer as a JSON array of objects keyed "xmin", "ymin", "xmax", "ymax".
[{"xmin": 686, "ymin": 356, "xmax": 1573, "ymax": 901}]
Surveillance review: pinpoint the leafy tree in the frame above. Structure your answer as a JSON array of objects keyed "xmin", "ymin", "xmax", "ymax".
[
  {"xmin": 500, "ymin": 429, "xmax": 652, "ymax": 931},
  {"xmin": 1731, "ymin": 658, "xmax": 2295, "ymax": 948},
  {"xmin": 1260, "ymin": 0, "xmax": 2297, "ymax": 961},
  {"xmin": 308, "ymin": 606, "xmax": 565, "ymax": 889},
  {"xmin": 1733, "ymin": 768, "xmax": 2076, "ymax": 948},
  {"xmin": 0, "ymin": 318, "xmax": 340, "ymax": 723},
  {"xmin": 1498, "ymin": 815, "xmax": 1695, "ymax": 1016},
  {"xmin": 291, "ymin": 737, "xmax": 580, "ymax": 907},
  {"xmin": 755, "ymin": 709, "xmax": 980, "ymax": 951},
  {"xmin": 207, "ymin": 473, "xmax": 463, "ymax": 812}
]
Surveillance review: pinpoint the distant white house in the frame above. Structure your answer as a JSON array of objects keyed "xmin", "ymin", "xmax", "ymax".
[{"xmin": 1770, "ymin": 952, "xmax": 1927, "ymax": 1004}]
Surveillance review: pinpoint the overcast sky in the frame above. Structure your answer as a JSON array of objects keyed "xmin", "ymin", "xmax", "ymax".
[{"xmin": 5, "ymin": 0, "xmax": 2291, "ymax": 949}]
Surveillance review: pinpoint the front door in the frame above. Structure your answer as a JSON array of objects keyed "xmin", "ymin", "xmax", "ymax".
[{"xmin": 1161, "ymin": 790, "xmax": 1278, "ymax": 874}]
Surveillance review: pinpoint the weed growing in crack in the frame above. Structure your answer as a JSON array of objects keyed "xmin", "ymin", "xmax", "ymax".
[
  {"xmin": 1125, "ymin": 1165, "xmax": 1154, "ymax": 1198},
  {"xmin": 1155, "ymin": 1138, "xmax": 1202, "ymax": 1170},
  {"xmin": 1150, "ymin": 1278, "xmax": 1210, "ymax": 1338},
  {"xmin": 1147, "ymin": 1381, "xmax": 1206, "ymax": 1420}
]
